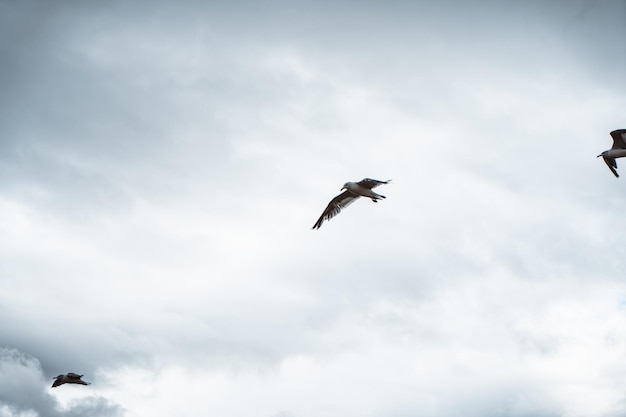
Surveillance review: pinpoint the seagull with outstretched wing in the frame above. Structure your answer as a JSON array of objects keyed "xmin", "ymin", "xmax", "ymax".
[
  {"xmin": 598, "ymin": 129, "xmax": 626, "ymax": 178},
  {"xmin": 312, "ymin": 178, "xmax": 390, "ymax": 229},
  {"xmin": 51, "ymin": 372, "xmax": 91, "ymax": 388}
]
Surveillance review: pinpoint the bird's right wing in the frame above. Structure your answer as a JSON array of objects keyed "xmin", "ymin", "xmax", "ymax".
[
  {"xmin": 51, "ymin": 379, "xmax": 63, "ymax": 388},
  {"xmin": 312, "ymin": 191, "xmax": 359, "ymax": 229},
  {"xmin": 610, "ymin": 129, "xmax": 626, "ymax": 149},
  {"xmin": 603, "ymin": 156, "xmax": 619, "ymax": 177},
  {"xmin": 357, "ymin": 178, "xmax": 390, "ymax": 189}
]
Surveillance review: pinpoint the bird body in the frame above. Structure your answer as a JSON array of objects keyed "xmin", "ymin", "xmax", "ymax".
[
  {"xmin": 343, "ymin": 181, "xmax": 387, "ymax": 201},
  {"xmin": 312, "ymin": 178, "xmax": 390, "ymax": 229},
  {"xmin": 601, "ymin": 148, "xmax": 626, "ymax": 159},
  {"xmin": 598, "ymin": 129, "xmax": 626, "ymax": 177},
  {"xmin": 52, "ymin": 373, "xmax": 91, "ymax": 388}
]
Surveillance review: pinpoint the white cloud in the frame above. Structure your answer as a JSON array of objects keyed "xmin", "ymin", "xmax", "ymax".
[{"xmin": 2, "ymin": 1, "xmax": 626, "ymax": 416}]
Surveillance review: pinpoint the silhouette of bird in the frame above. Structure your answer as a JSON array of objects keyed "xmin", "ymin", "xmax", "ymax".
[
  {"xmin": 312, "ymin": 178, "xmax": 390, "ymax": 229},
  {"xmin": 51, "ymin": 373, "xmax": 91, "ymax": 388},
  {"xmin": 598, "ymin": 129, "xmax": 626, "ymax": 177}
]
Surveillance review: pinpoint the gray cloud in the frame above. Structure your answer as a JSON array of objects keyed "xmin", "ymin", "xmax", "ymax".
[
  {"xmin": 0, "ymin": 347, "xmax": 123, "ymax": 417},
  {"xmin": 2, "ymin": 0, "xmax": 626, "ymax": 416}
]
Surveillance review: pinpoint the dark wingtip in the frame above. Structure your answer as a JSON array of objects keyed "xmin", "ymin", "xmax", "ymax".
[{"xmin": 312, "ymin": 213, "xmax": 325, "ymax": 230}]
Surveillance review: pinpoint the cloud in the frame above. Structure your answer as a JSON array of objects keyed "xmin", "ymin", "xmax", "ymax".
[
  {"xmin": 0, "ymin": 348, "xmax": 123, "ymax": 417},
  {"xmin": 2, "ymin": 0, "xmax": 626, "ymax": 416}
]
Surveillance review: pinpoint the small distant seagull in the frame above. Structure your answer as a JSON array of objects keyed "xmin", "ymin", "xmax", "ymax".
[
  {"xmin": 312, "ymin": 178, "xmax": 390, "ymax": 229},
  {"xmin": 51, "ymin": 373, "xmax": 91, "ymax": 388},
  {"xmin": 598, "ymin": 129, "xmax": 626, "ymax": 177}
]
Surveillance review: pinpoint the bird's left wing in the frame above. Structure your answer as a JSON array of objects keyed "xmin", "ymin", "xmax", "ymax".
[
  {"xmin": 357, "ymin": 178, "xmax": 390, "ymax": 189},
  {"xmin": 603, "ymin": 156, "xmax": 619, "ymax": 177},
  {"xmin": 312, "ymin": 190, "xmax": 359, "ymax": 229}
]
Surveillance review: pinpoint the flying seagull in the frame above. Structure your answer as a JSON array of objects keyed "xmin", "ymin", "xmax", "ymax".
[
  {"xmin": 51, "ymin": 373, "xmax": 91, "ymax": 388},
  {"xmin": 312, "ymin": 178, "xmax": 390, "ymax": 229},
  {"xmin": 598, "ymin": 129, "xmax": 626, "ymax": 177}
]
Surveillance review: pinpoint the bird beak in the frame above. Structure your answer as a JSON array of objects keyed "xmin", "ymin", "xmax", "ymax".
[{"xmin": 597, "ymin": 154, "xmax": 602, "ymax": 158}]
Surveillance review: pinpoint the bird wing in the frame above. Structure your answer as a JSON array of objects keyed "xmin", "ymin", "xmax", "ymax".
[
  {"xmin": 51, "ymin": 378, "xmax": 64, "ymax": 388},
  {"xmin": 356, "ymin": 178, "xmax": 390, "ymax": 189},
  {"xmin": 312, "ymin": 190, "xmax": 360, "ymax": 229},
  {"xmin": 603, "ymin": 156, "xmax": 619, "ymax": 177},
  {"xmin": 67, "ymin": 373, "xmax": 83, "ymax": 378},
  {"xmin": 610, "ymin": 129, "xmax": 626, "ymax": 149}
]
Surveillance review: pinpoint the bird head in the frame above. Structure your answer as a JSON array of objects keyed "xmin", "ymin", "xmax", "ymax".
[
  {"xmin": 598, "ymin": 151, "xmax": 608, "ymax": 158},
  {"xmin": 341, "ymin": 182, "xmax": 353, "ymax": 191}
]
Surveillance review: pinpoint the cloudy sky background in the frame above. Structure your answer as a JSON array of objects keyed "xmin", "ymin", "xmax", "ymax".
[{"xmin": 2, "ymin": 0, "xmax": 626, "ymax": 416}]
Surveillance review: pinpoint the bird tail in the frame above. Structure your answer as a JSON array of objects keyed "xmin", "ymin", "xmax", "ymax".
[{"xmin": 369, "ymin": 191, "xmax": 385, "ymax": 201}]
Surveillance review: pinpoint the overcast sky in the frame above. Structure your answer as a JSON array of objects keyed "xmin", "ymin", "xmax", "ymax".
[{"xmin": 2, "ymin": 0, "xmax": 626, "ymax": 416}]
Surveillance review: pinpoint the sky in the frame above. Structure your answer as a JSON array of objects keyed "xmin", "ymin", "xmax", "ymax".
[{"xmin": 1, "ymin": 0, "xmax": 626, "ymax": 416}]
